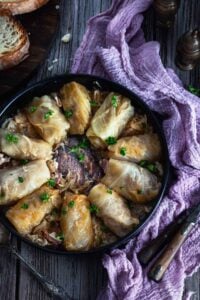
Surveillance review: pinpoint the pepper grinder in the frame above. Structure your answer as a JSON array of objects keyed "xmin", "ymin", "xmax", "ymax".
[
  {"xmin": 176, "ymin": 29, "xmax": 200, "ymax": 71},
  {"xmin": 153, "ymin": 0, "xmax": 180, "ymax": 28}
]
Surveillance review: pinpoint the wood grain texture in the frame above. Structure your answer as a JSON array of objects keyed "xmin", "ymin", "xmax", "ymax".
[
  {"xmin": 0, "ymin": 0, "xmax": 59, "ymax": 99},
  {"xmin": 0, "ymin": 0, "xmax": 199, "ymax": 299}
]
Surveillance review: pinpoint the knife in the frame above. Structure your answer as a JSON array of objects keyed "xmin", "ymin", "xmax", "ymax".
[{"xmin": 148, "ymin": 202, "xmax": 200, "ymax": 282}]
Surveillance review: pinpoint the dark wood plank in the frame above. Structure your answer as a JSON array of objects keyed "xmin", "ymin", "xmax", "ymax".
[
  {"xmin": 0, "ymin": 0, "xmax": 59, "ymax": 98},
  {"xmin": 18, "ymin": 1, "xmax": 110, "ymax": 300},
  {"xmin": 0, "ymin": 225, "xmax": 17, "ymax": 300}
]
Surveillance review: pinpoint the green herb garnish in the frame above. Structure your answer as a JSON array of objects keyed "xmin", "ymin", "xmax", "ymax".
[
  {"xmin": 40, "ymin": 192, "xmax": 50, "ymax": 202},
  {"xmin": 120, "ymin": 147, "xmax": 126, "ymax": 156},
  {"xmin": 139, "ymin": 160, "xmax": 158, "ymax": 174},
  {"xmin": 111, "ymin": 95, "xmax": 118, "ymax": 108},
  {"xmin": 20, "ymin": 159, "xmax": 29, "ymax": 165},
  {"xmin": 69, "ymin": 146, "xmax": 79, "ymax": 154},
  {"xmin": 47, "ymin": 178, "xmax": 56, "ymax": 188},
  {"xmin": 64, "ymin": 109, "xmax": 73, "ymax": 119},
  {"xmin": 44, "ymin": 110, "xmax": 54, "ymax": 120},
  {"xmin": 56, "ymin": 232, "xmax": 64, "ymax": 241},
  {"xmin": 107, "ymin": 189, "xmax": 112, "ymax": 194},
  {"xmin": 5, "ymin": 133, "xmax": 18, "ymax": 144},
  {"xmin": 77, "ymin": 152, "xmax": 85, "ymax": 162},
  {"xmin": 78, "ymin": 137, "xmax": 89, "ymax": 149},
  {"xmin": 90, "ymin": 100, "xmax": 98, "ymax": 107},
  {"xmin": 188, "ymin": 85, "xmax": 200, "ymax": 97},
  {"xmin": 69, "ymin": 145, "xmax": 85, "ymax": 162},
  {"xmin": 89, "ymin": 204, "xmax": 99, "ymax": 214},
  {"xmin": 61, "ymin": 207, "xmax": 67, "ymax": 215},
  {"xmin": 68, "ymin": 200, "xmax": 75, "ymax": 208},
  {"xmin": 105, "ymin": 136, "xmax": 117, "ymax": 145},
  {"xmin": 21, "ymin": 203, "xmax": 29, "ymax": 209},
  {"xmin": 29, "ymin": 106, "xmax": 37, "ymax": 113},
  {"xmin": 18, "ymin": 176, "xmax": 24, "ymax": 183}
]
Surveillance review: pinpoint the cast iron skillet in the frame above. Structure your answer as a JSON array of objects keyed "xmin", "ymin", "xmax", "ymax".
[{"xmin": 0, "ymin": 74, "xmax": 170, "ymax": 255}]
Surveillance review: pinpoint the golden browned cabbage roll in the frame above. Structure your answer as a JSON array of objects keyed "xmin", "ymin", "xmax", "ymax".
[
  {"xmin": 0, "ymin": 129, "xmax": 52, "ymax": 160},
  {"xmin": 25, "ymin": 95, "xmax": 70, "ymax": 145},
  {"xmin": 101, "ymin": 159, "xmax": 161, "ymax": 204},
  {"xmin": 108, "ymin": 134, "xmax": 161, "ymax": 162},
  {"xmin": 60, "ymin": 193, "xmax": 94, "ymax": 251},
  {"xmin": 88, "ymin": 183, "xmax": 138, "ymax": 237},
  {"xmin": 0, "ymin": 160, "xmax": 50, "ymax": 205},
  {"xmin": 6, "ymin": 186, "xmax": 61, "ymax": 235},
  {"xmin": 60, "ymin": 82, "xmax": 91, "ymax": 135},
  {"xmin": 86, "ymin": 93, "xmax": 134, "ymax": 149}
]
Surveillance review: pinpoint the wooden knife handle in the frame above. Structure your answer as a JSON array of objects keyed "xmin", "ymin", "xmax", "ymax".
[
  {"xmin": 148, "ymin": 221, "xmax": 194, "ymax": 282},
  {"xmin": 138, "ymin": 213, "xmax": 185, "ymax": 265}
]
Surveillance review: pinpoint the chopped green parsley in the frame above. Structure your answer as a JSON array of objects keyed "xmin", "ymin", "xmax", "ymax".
[
  {"xmin": 78, "ymin": 137, "xmax": 89, "ymax": 149},
  {"xmin": 21, "ymin": 203, "xmax": 29, "ymax": 209},
  {"xmin": 20, "ymin": 159, "xmax": 29, "ymax": 165},
  {"xmin": 44, "ymin": 110, "xmax": 54, "ymax": 120},
  {"xmin": 18, "ymin": 176, "xmax": 24, "ymax": 183},
  {"xmin": 89, "ymin": 204, "xmax": 99, "ymax": 214},
  {"xmin": 139, "ymin": 160, "xmax": 158, "ymax": 174},
  {"xmin": 61, "ymin": 207, "xmax": 67, "ymax": 215},
  {"xmin": 40, "ymin": 192, "xmax": 50, "ymax": 202},
  {"xmin": 111, "ymin": 95, "xmax": 118, "ymax": 108},
  {"xmin": 90, "ymin": 100, "xmax": 98, "ymax": 107},
  {"xmin": 56, "ymin": 232, "xmax": 64, "ymax": 241},
  {"xmin": 64, "ymin": 109, "xmax": 73, "ymax": 119},
  {"xmin": 68, "ymin": 200, "xmax": 75, "ymax": 208},
  {"xmin": 77, "ymin": 152, "xmax": 85, "ymax": 162},
  {"xmin": 29, "ymin": 106, "xmax": 37, "ymax": 113},
  {"xmin": 5, "ymin": 133, "xmax": 18, "ymax": 144},
  {"xmin": 105, "ymin": 136, "xmax": 117, "ymax": 145},
  {"xmin": 120, "ymin": 147, "xmax": 127, "ymax": 156},
  {"xmin": 47, "ymin": 178, "xmax": 56, "ymax": 188},
  {"xmin": 107, "ymin": 189, "xmax": 112, "ymax": 194}
]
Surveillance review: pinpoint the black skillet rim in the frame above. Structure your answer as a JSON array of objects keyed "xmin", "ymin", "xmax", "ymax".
[{"xmin": 0, "ymin": 74, "xmax": 170, "ymax": 255}]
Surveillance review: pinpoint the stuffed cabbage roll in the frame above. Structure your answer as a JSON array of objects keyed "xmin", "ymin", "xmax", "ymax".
[
  {"xmin": 60, "ymin": 82, "xmax": 91, "ymax": 135},
  {"xmin": 60, "ymin": 193, "xmax": 94, "ymax": 251},
  {"xmin": 101, "ymin": 159, "xmax": 161, "ymax": 203},
  {"xmin": 0, "ymin": 160, "xmax": 50, "ymax": 205},
  {"xmin": 88, "ymin": 183, "xmax": 138, "ymax": 237},
  {"xmin": 108, "ymin": 134, "xmax": 161, "ymax": 162},
  {"xmin": 6, "ymin": 186, "xmax": 61, "ymax": 235},
  {"xmin": 86, "ymin": 93, "xmax": 134, "ymax": 149},
  {"xmin": 0, "ymin": 129, "xmax": 52, "ymax": 160},
  {"xmin": 1, "ymin": 111, "xmax": 39, "ymax": 139},
  {"xmin": 25, "ymin": 95, "xmax": 70, "ymax": 145}
]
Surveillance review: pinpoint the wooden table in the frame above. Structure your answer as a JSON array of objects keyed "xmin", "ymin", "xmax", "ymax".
[{"xmin": 0, "ymin": 1, "xmax": 200, "ymax": 299}]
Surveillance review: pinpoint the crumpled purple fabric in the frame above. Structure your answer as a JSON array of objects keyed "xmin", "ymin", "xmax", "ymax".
[{"xmin": 71, "ymin": 0, "xmax": 200, "ymax": 299}]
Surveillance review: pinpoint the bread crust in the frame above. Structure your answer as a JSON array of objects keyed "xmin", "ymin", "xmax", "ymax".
[
  {"xmin": 0, "ymin": 0, "xmax": 49, "ymax": 15},
  {"xmin": 0, "ymin": 10, "xmax": 30, "ymax": 70}
]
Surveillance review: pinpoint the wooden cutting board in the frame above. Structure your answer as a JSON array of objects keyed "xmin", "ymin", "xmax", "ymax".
[{"xmin": 0, "ymin": 0, "xmax": 59, "ymax": 99}]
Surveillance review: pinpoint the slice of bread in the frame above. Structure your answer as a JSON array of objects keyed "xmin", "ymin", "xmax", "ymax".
[
  {"xmin": 0, "ymin": 0, "xmax": 49, "ymax": 15},
  {"xmin": 0, "ymin": 10, "xmax": 30, "ymax": 70}
]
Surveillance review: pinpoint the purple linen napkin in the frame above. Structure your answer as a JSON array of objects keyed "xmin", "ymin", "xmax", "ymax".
[{"xmin": 72, "ymin": 0, "xmax": 200, "ymax": 299}]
